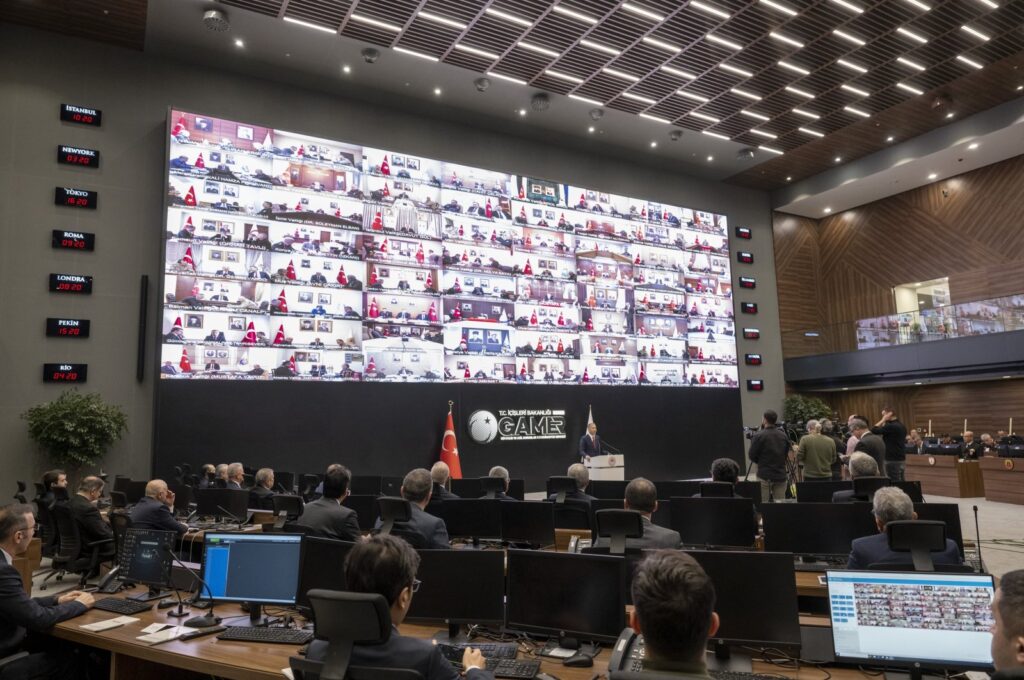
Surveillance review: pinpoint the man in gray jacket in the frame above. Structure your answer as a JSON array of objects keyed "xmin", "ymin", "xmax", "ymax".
[{"xmin": 595, "ymin": 478, "xmax": 681, "ymax": 550}]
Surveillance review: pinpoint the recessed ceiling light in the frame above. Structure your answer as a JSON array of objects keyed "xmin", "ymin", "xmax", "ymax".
[
  {"xmin": 824, "ymin": 207, "xmax": 833, "ymax": 213},
  {"xmin": 621, "ymin": 92, "xmax": 658, "ymax": 105},
  {"xmin": 487, "ymin": 70, "xmax": 527, "ymax": 85},
  {"xmin": 588, "ymin": 125, "xmax": 595, "ymax": 133},
  {"xmin": 342, "ymin": 64, "xmax": 351, "ymax": 74},
  {"xmin": 518, "ymin": 108, "xmax": 527, "ymax": 116},
  {"xmin": 896, "ymin": 27, "xmax": 929, "ymax": 44},
  {"xmin": 603, "ymin": 67, "xmax": 640, "ymax": 82},
  {"xmin": 844, "ymin": 105, "xmax": 871, "ymax": 118},
  {"xmin": 886, "ymin": 135, "xmax": 895, "ymax": 142},
  {"xmin": 792, "ymin": 107, "xmax": 820, "ymax": 119},
  {"xmin": 393, "ymin": 46, "xmax": 439, "ymax": 62},
  {"xmin": 661, "ymin": 65, "xmax": 697, "ymax": 80},
  {"xmin": 896, "ymin": 82, "xmax": 924, "ymax": 95},
  {"xmin": 842, "ymin": 387, "xmax": 849, "ymax": 391},
  {"xmin": 946, "ymin": 112, "xmax": 956, "ymax": 119},
  {"xmin": 1002, "ymin": 375, "xmax": 1011, "ymax": 379},
  {"xmin": 1017, "ymin": 85, "xmax": 1024, "ymax": 91},
  {"xmin": 568, "ymin": 94, "xmax": 605, "ymax": 106},
  {"xmin": 720, "ymin": 63, "xmax": 754, "ymax": 78},
  {"xmin": 690, "ymin": 0, "xmax": 731, "ymax": 19},
  {"xmin": 434, "ymin": 87, "xmax": 442, "ymax": 96},
  {"xmin": 650, "ymin": 141, "xmax": 658, "ymax": 148},
  {"xmin": 759, "ymin": 145, "xmax": 784, "ymax": 155},
  {"xmin": 234, "ymin": 39, "xmax": 244, "ymax": 47},
  {"xmin": 975, "ymin": 0, "xmax": 998, "ymax": 7},
  {"xmin": 677, "ymin": 90, "xmax": 710, "ymax": 103},
  {"xmin": 706, "ymin": 34, "xmax": 744, "ymax": 51},
  {"xmin": 702, "ymin": 131, "xmax": 731, "ymax": 140},
  {"xmin": 545, "ymin": 69, "xmax": 584, "ymax": 83},
  {"xmin": 350, "ymin": 13, "xmax": 403, "ymax": 32},
  {"xmin": 896, "ymin": 56, "xmax": 927, "ymax": 71},
  {"xmin": 622, "ymin": 2, "xmax": 666, "ymax": 21},
  {"xmin": 690, "ymin": 111, "xmax": 721, "ymax": 123},
  {"xmin": 914, "ymin": 381, "xmax": 923, "ymax": 385},
  {"xmin": 770, "ymin": 31, "xmax": 805, "ymax": 48},
  {"xmin": 750, "ymin": 129, "xmax": 778, "ymax": 139},
  {"xmin": 455, "ymin": 44, "xmax": 501, "ymax": 60},
  {"xmin": 707, "ymin": 155, "xmax": 714, "ymax": 161},
  {"xmin": 841, "ymin": 83, "xmax": 871, "ymax": 97},
  {"xmin": 517, "ymin": 41, "xmax": 560, "ymax": 57},
  {"xmin": 417, "ymin": 10, "xmax": 467, "ymax": 29},
  {"xmin": 786, "ymin": 176, "xmax": 792, "ymax": 181},
  {"xmin": 642, "ymin": 36, "xmax": 681, "ymax": 53},
  {"xmin": 759, "ymin": 0, "xmax": 798, "ymax": 15},
  {"xmin": 832, "ymin": 28, "xmax": 866, "ymax": 46},
  {"xmin": 551, "ymin": 5, "xmax": 598, "ymax": 24},
  {"xmin": 785, "ymin": 85, "xmax": 816, "ymax": 99},
  {"xmin": 956, "ymin": 55, "xmax": 984, "ymax": 70},
  {"xmin": 960, "ymin": 25, "xmax": 991, "ymax": 41},
  {"xmin": 967, "ymin": 142, "xmax": 979, "ymax": 149},
  {"xmin": 798, "ymin": 127, "xmax": 825, "ymax": 137},
  {"xmin": 731, "ymin": 88, "xmax": 762, "ymax": 100},
  {"xmin": 902, "ymin": 0, "xmax": 931, "ymax": 10},
  {"xmin": 640, "ymin": 113, "xmax": 672, "ymax": 124},
  {"xmin": 579, "ymin": 39, "xmax": 621, "ymax": 56},
  {"xmin": 484, "ymin": 8, "xmax": 533, "ymax": 27},
  {"xmin": 927, "ymin": 173, "xmax": 937, "ymax": 179},
  {"xmin": 834, "ymin": 156, "xmax": 842, "ymax": 162},
  {"xmin": 837, "ymin": 58, "xmax": 868, "ymax": 74},
  {"xmin": 778, "ymin": 60, "xmax": 811, "ymax": 75},
  {"xmin": 829, "ymin": 0, "xmax": 864, "ymax": 14},
  {"xmin": 282, "ymin": 16, "xmax": 337, "ymax": 33}
]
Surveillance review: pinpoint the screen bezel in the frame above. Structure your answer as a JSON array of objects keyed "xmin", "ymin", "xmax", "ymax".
[
  {"xmin": 120, "ymin": 528, "xmax": 176, "ymax": 589},
  {"xmin": 404, "ymin": 549, "xmax": 506, "ymax": 626},
  {"xmin": 200, "ymin": 532, "xmax": 303, "ymax": 605}
]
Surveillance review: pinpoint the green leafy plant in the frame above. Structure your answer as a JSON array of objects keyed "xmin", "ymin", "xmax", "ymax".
[
  {"xmin": 22, "ymin": 390, "xmax": 128, "ymax": 471},
  {"xmin": 783, "ymin": 394, "xmax": 833, "ymax": 425}
]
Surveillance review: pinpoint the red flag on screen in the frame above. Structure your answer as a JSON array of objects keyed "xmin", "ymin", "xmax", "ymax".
[
  {"xmin": 179, "ymin": 348, "xmax": 192, "ymax": 372},
  {"xmin": 440, "ymin": 405, "xmax": 463, "ymax": 479}
]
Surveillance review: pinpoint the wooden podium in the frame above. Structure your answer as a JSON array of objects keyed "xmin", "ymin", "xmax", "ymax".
[
  {"xmin": 979, "ymin": 457, "xmax": 1024, "ymax": 505},
  {"xmin": 585, "ymin": 454, "xmax": 625, "ymax": 481},
  {"xmin": 905, "ymin": 455, "xmax": 985, "ymax": 498}
]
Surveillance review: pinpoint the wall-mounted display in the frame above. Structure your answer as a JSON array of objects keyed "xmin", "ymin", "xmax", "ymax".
[
  {"xmin": 43, "ymin": 363, "xmax": 88, "ymax": 383},
  {"xmin": 734, "ymin": 227, "xmax": 752, "ymax": 240},
  {"xmin": 738, "ymin": 276, "xmax": 756, "ymax": 289},
  {"xmin": 736, "ymin": 251, "xmax": 754, "ymax": 264},
  {"xmin": 54, "ymin": 186, "xmax": 97, "ymax": 209},
  {"xmin": 60, "ymin": 103, "xmax": 102, "ymax": 127},
  {"xmin": 49, "ymin": 273, "xmax": 93, "ymax": 294},
  {"xmin": 46, "ymin": 318, "xmax": 91, "ymax": 338},
  {"xmin": 57, "ymin": 145, "xmax": 100, "ymax": 168},
  {"xmin": 744, "ymin": 353, "xmax": 762, "ymax": 366},
  {"xmin": 160, "ymin": 110, "xmax": 739, "ymax": 387},
  {"xmin": 746, "ymin": 379, "xmax": 764, "ymax": 391},
  {"xmin": 52, "ymin": 230, "xmax": 96, "ymax": 251}
]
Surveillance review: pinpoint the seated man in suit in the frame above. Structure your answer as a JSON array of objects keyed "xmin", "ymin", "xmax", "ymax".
[
  {"xmin": 991, "ymin": 569, "xmax": 1024, "ymax": 673},
  {"xmin": 307, "ymin": 535, "xmax": 490, "ymax": 679},
  {"xmin": 847, "ymin": 487, "xmax": 962, "ymax": 570},
  {"xmin": 596, "ymin": 478, "xmax": 681, "ymax": 550},
  {"xmin": 0, "ymin": 504, "xmax": 95, "ymax": 679},
  {"xmin": 225, "ymin": 462, "xmax": 245, "ymax": 490},
  {"xmin": 196, "ymin": 464, "xmax": 216, "ymax": 489},
  {"xmin": 832, "ymin": 453, "xmax": 881, "ymax": 503},
  {"xmin": 214, "ymin": 464, "xmax": 229, "ymax": 488},
  {"xmin": 130, "ymin": 480, "xmax": 188, "ymax": 535},
  {"xmin": 547, "ymin": 463, "xmax": 597, "ymax": 503},
  {"xmin": 387, "ymin": 469, "xmax": 450, "ymax": 549},
  {"xmin": 629, "ymin": 550, "xmax": 720, "ymax": 678},
  {"xmin": 248, "ymin": 468, "xmax": 276, "ymax": 510},
  {"xmin": 429, "ymin": 462, "xmax": 459, "ymax": 501},
  {"xmin": 482, "ymin": 466, "xmax": 517, "ymax": 501},
  {"xmin": 297, "ymin": 466, "xmax": 361, "ymax": 542},
  {"xmin": 39, "ymin": 469, "xmax": 67, "ymax": 510},
  {"xmin": 68, "ymin": 477, "xmax": 115, "ymax": 561}
]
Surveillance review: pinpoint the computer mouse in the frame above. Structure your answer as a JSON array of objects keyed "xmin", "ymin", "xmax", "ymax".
[
  {"xmin": 535, "ymin": 673, "xmax": 561, "ymax": 680},
  {"xmin": 563, "ymin": 653, "xmax": 593, "ymax": 668}
]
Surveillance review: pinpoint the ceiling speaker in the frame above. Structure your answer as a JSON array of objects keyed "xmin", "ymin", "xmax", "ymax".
[{"xmin": 202, "ymin": 9, "xmax": 230, "ymax": 32}]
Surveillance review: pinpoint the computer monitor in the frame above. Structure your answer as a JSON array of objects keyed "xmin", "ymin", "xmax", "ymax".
[
  {"xmin": 425, "ymin": 499, "xmax": 502, "ymax": 541},
  {"xmin": 587, "ymin": 480, "xmax": 629, "ymax": 499},
  {"xmin": 506, "ymin": 550, "xmax": 625, "ymax": 643},
  {"xmin": 119, "ymin": 528, "xmax": 176, "ymax": 602},
  {"xmin": 450, "ymin": 478, "xmax": 526, "ymax": 500},
  {"xmin": 654, "ymin": 480, "xmax": 701, "ymax": 499},
  {"xmin": 296, "ymin": 537, "xmax": 355, "ymax": 617},
  {"xmin": 669, "ymin": 497, "xmax": 758, "ymax": 548},
  {"xmin": 762, "ymin": 503, "xmax": 878, "ymax": 557},
  {"xmin": 121, "ymin": 480, "xmax": 148, "ymax": 505},
  {"xmin": 194, "ymin": 488, "xmax": 250, "ymax": 522},
  {"xmin": 895, "ymin": 481, "xmax": 924, "ymax": 503},
  {"xmin": 349, "ymin": 476, "xmax": 381, "ymax": 495},
  {"xmin": 797, "ymin": 480, "xmax": 851, "ymax": 503},
  {"xmin": 406, "ymin": 550, "xmax": 505, "ymax": 639},
  {"xmin": 826, "ymin": 570, "xmax": 995, "ymax": 672},
  {"xmin": 913, "ymin": 503, "xmax": 965, "ymax": 556},
  {"xmin": 500, "ymin": 501, "xmax": 555, "ymax": 547},
  {"xmin": 202, "ymin": 532, "xmax": 303, "ymax": 625}
]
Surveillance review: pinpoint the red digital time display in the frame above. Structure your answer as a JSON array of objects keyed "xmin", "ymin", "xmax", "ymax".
[
  {"xmin": 46, "ymin": 318, "xmax": 91, "ymax": 338},
  {"xmin": 54, "ymin": 187, "xmax": 97, "ymax": 209},
  {"xmin": 60, "ymin": 104, "xmax": 102, "ymax": 127},
  {"xmin": 51, "ymin": 230, "xmax": 96, "ymax": 251},
  {"xmin": 741, "ymin": 302, "xmax": 759, "ymax": 314},
  {"xmin": 735, "ymin": 227, "xmax": 752, "ymax": 240},
  {"xmin": 48, "ymin": 273, "xmax": 93, "ymax": 294},
  {"xmin": 743, "ymin": 328, "xmax": 761, "ymax": 340},
  {"xmin": 745, "ymin": 354, "xmax": 763, "ymax": 366},
  {"xmin": 43, "ymin": 363, "xmax": 88, "ymax": 383},
  {"xmin": 737, "ymin": 252, "xmax": 754, "ymax": 264},
  {"xmin": 739, "ymin": 277, "xmax": 756, "ymax": 289},
  {"xmin": 57, "ymin": 145, "xmax": 100, "ymax": 168},
  {"xmin": 747, "ymin": 379, "xmax": 765, "ymax": 392}
]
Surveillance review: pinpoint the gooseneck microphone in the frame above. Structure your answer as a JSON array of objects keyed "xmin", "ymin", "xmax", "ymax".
[
  {"xmin": 972, "ymin": 505, "xmax": 985, "ymax": 573},
  {"xmin": 159, "ymin": 544, "xmax": 222, "ymax": 628}
]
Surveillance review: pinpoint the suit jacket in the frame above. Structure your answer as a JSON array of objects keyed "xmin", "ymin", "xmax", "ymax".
[
  {"xmin": 547, "ymin": 489, "xmax": 597, "ymax": 504},
  {"xmin": 831, "ymin": 490, "xmax": 865, "ymax": 503},
  {"xmin": 480, "ymin": 491, "xmax": 518, "ymax": 502},
  {"xmin": 307, "ymin": 625, "xmax": 492, "ymax": 680},
  {"xmin": 847, "ymin": 532, "xmax": 962, "ymax": 570},
  {"xmin": 594, "ymin": 516, "xmax": 682, "ymax": 550},
  {"xmin": 0, "ymin": 553, "xmax": 87, "ymax": 657},
  {"xmin": 297, "ymin": 497, "xmax": 361, "ymax": 542},
  {"xmin": 379, "ymin": 504, "xmax": 450, "ymax": 550},
  {"xmin": 226, "ymin": 481, "xmax": 243, "ymax": 490},
  {"xmin": 855, "ymin": 433, "xmax": 887, "ymax": 471},
  {"xmin": 129, "ymin": 497, "xmax": 186, "ymax": 535},
  {"xmin": 578, "ymin": 433, "xmax": 602, "ymax": 459},
  {"xmin": 249, "ymin": 485, "xmax": 275, "ymax": 510},
  {"xmin": 67, "ymin": 494, "xmax": 114, "ymax": 545},
  {"xmin": 431, "ymin": 483, "xmax": 459, "ymax": 501}
]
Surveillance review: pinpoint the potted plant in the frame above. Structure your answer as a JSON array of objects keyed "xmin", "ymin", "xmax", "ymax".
[
  {"xmin": 22, "ymin": 389, "xmax": 128, "ymax": 478},
  {"xmin": 783, "ymin": 394, "xmax": 833, "ymax": 429}
]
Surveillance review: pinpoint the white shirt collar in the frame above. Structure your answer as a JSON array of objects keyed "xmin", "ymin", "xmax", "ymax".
[{"xmin": 0, "ymin": 547, "xmax": 13, "ymax": 566}]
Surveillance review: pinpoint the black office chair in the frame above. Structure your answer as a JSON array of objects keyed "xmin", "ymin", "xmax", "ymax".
[
  {"xmin": 243, "ymin": 466, "xmax": 257, "ymax": 476},
  {"xmin": 273, "ymin": 495, "xmax": 304, "ymax": 519},
  {"xmin": 34, "ymin": 494, "xmax": 59, "ymax": 558},
  {"xmin": 109, "ymin": 512, "xmax": 134, "ymax": 563},
  {"xmin": 288, "ymin": 590, "xmax": 424, "ymax": 680},
  {"xmin": 852, "ymin": 476, "xmax": 891, "ymax": 501},
  {"xmin": 46, "ymin": 503, "xmax": 114, "ymax": 588},
  {"xmin": 32, "ymin": 482, "xmax": 46, "ymax": 503},
  {"xmin": 375, "ymin": 497, "xmax": 411, "ymax": 536},
  {"xmin": 301, "ymin": 474, "xmax": 321, "ymax": 502},
  {"xmin": 275, "ymin": 471, "xmax": 296, "ymax": 494},
  {"xmin": 243, "ymin": 473, "xmax": 255, "ymax": 489},
  {"xmin": 109, "ymin": 491, "xmax": 128, "ymax": 509},
  {"xmin": 699, "ymin": 482, "xmax": 735, "ymax": 498},
  {"xmin": 478, "ymin": 477, "xmax": 505, "ymax": 500},
  {"xmin": 13, "ymin": 481, "xmax": 27, "ymax": 504},
  {"xmin": 552, "ymin": 498, "xmax": 593, "ymax": 531},
  {"xmin": 877, "ymin": 520, "xmax": 949, "ymax": 572},
  {"xmin": 594, "ymin": 509, "xmax": 644, "ymax": 555},
  {"xmin": 546, "ymin": 476, "xmax": 577, "ymax": 503}
]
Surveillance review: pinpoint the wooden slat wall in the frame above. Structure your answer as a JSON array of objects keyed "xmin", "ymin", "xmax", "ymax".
[
  {"xmin": 774, "ymin": 154, "xmax": 1024, "ymax": 358},
  {"xmin": 816, "ymin": 379, "xmax": 1024, "ymax": 438}
]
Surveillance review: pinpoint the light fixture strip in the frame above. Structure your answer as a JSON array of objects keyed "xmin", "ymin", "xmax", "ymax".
[
  {"xmin": 545, "ymin": 69, "xmax": 584, "ymax": 84},
  {"xmin": 350, "ymin": 13, "xmax": 403, "ymax": 32},
  {"xmin": 759, "ymin": 0, "xmax": 797, "ymax": 16},
  {"xmin": 282, "ymin": 16, "xmax": 337, "ymax": 33},
  {"xmin": 393, "ymin": 46, "xmax": 439, "ymax": 61},
  {"xmin": 622, "ymin": 2, "xmax": 666, "ymax": 21},
  {"xmin": 690, "ymin": 1, "xmax": 731, "ymax": 19},
  {"xmin": 785, "ymin": 85, "xmax": 815, "ymax": 99},
  {"xmin": 896, "ymin": 26, "xmax": 929, "ymax": 44},
  {"xmin": 517, "ymin": 41, "xmax": 560, "ymax": 57},
  {"xmin": 484, "ymin": 8, "xmax": 533, "ymax": 27},
  {"xmin": 661, "ymin": 65, "xmax": 697, "ymax": 79},
  {"xmin": 579, "ymin": 39, "xmax": 621, "ymax": 55},
  {"xmin": 792, "ymin": 107, "xmax": 820, "ymax": 118},
  {"xmin": 642, "ymin": 36, "xmax": 681, "ymax": 53},
  {"xmin": 455, "ymin": 44, "xmax": 500, "ymax": 60},
  {"xmin": 770, "ymin": 31, "xmax": 805, "ymax": 48},
  {"xmin": 551, "ymin": 5, "xmax": 598, "ymax": 24},
  {"xmin": 417, "ymin": 10, "xmax": 467, "ymax": 30},
  {"xmin": 730, "ymin": 88, "xmax": 762, "ymax": 100},
  {"xmin": 832, "ymin": 28, "xmax": 866, "ymax": 45},
  {"xmin": 487, "ymin": 70, "xmax": 528, "ymax": 85},
  {"xmin": 778, "ymin": 60, "xmax": 810, "ymax": 75}
]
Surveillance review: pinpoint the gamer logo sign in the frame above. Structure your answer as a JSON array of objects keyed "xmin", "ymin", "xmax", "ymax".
[{"xmin": 467, "ymin": 409, "xmax": 567, "ymax": 444}]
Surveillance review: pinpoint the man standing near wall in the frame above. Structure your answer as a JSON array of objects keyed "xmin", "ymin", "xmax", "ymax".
[
  {"xmin": 747, "ymin": 410, "xmax": 791, "ymax": 502},
  {"xmin": 872, "ymin": 407, "xmax": 908, "ymax": 482}
]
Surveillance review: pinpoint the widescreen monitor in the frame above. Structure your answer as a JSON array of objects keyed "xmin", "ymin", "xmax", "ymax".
[
  {"xmin": 194, "ymin": 488, "xmax": 250, "ymax": 521},
  {"xmin": 506, "ymin": 550, "xmax": 625, "ymax": 643},
  {"xmin": 762, "ymin": 503, "xmax": 878, "ymax": 556},
  {"xmin": 406, "ymin": 550, "xmax": 505, "ymax": 628},
  {"xmin": 425, "ymin": 499, "xmax": 502, "ymax": 540},
  {"xmin": 296, "ymin": 537, "xmax": 355, "ymax": 616},
  {"xmin": 669, "ymin": 497, "xmax": 758, "ymax": 548},
  {"xmin": 500, "ymin": 501, "xmax": 555, "ymax": 547},
  {"xmin": 159, "ymin": 109, "xmax": 739, "ymax": 389},
  {"xmin": 202, "ymin": 533, "xmax": 302, "ymax": 617},
  {"xmin": 826, "ymin": 570, "xmax": 994, "ymax": 671}
]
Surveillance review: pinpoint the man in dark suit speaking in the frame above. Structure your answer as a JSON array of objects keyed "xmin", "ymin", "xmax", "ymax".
[{"xmin": 578, "ymin": 422, "xmax": 602, "ymax": 462}]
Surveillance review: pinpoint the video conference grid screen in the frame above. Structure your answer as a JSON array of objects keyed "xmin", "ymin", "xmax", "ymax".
[
  {"xmin": 827, "ymin": 571, "xmax": 995, "ymax": 668},
  {"xmin": 161, "ymin": 110, "xmax": 738, "ymax": 387}
]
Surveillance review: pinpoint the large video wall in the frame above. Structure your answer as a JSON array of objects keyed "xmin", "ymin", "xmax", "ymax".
[{"xmin": 161, "ymin": 110, "xmax": 738, "ymax": 387}]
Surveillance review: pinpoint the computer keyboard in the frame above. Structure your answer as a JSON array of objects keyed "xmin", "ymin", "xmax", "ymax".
[
  {"xmin": 93, "ymin": 598, "xmax": 154, "ymax": 615},
  {"xmin": 446, "ymin": 642, "xmax": 519, "ymax": 659},
  {"xmin": 711, "ymin": 671, "xmax": 788, "ymax": 680},
  {"xmin": 488, "ymin": 659, "xmax": 541, "ymax": 678},
  {"xmin": 439, "ymin": 644, "xmax": 538, "ymax": 678},
  {"xmin": 216, "ymin": 626, "xmax": 314, "ymax": 645}
]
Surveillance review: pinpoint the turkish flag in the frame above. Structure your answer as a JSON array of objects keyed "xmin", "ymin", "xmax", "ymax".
[
  {"xmin": 440, "ymin": 409, "xmax": 463, "ymax": 479},
  {"xmin": 183, "ymin": 186, "xmax": 197, "ymax": 207},
  {"xmin": 179, "ymin": 348, "xmax": 192, "ymax": 372},
  {"xmin": 286, "ymin": 260, "xmax": 297, "ymax": 280}
]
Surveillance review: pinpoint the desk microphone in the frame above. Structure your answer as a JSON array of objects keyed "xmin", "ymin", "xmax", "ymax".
[
  {"xmin": 972, "ymin": 505, "xmax": 985, "ymax": 573},
  {"xmin": 217, "ymin": 505, "xmax": 245, "ymax": 530},
  {"xmin": 159, "ymin": 544, "xmax": 221, "ymax": 628},
  {"xmin": 601, "ymin": 439, "xmax": 622, "ymax": 455}
]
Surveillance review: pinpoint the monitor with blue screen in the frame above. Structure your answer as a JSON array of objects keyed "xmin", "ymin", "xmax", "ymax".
[{"xmin": 202, "ymin": 532, "xmax": 303, "ymax": 625}]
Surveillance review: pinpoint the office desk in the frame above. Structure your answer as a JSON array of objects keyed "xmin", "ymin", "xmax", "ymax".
[
  {"xmin": 979, "ymin": 456, "xmax": 1024, "ymax": 505},
  {"xmin": 906, "ymin": 455, "xmax": 985, "ymax": 498}
]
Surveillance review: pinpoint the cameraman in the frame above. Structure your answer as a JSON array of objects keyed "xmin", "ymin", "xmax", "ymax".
[{"xmin": 747, "ymin": 409, "xmax": 791, "ymax": 502}]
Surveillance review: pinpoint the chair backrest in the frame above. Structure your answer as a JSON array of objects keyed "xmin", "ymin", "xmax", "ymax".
[
  {"xmin": 33, "ymin": 482, "xmax": 47, "ymax": 501},
  {"xmin": 14, "ymin": 481, "xmax": 27, "ymax": 503},
  {"xmin": 273, "ymin": 494, "xmax": 305, "ymax": 520},
  {"xmin": 478, "ymin": 476, "xmax": 505, "ymax": 499},
  {"xmin": 886, "ymin": 519, "xmax": 947, "ymax": 571},
  {"xmin": 867, "ymin": 562, "xmax": 976, "ymax": 573},
  {"xmin": 594, "ymin": 509, "xmax": 644, "ymax": 555},
  {"xmin": 546, "ymin": 476, "xmax": 577, "ymax": 503},
  {"xmin": 552, "ymin": 498, "xmax": 593, "ymax": 531},
  {"xmin": 51, "ymin": 503, "xmax": 84, "ymax": 566},
  {"xmin": 699, "ymin": 481, "xmax": 735, "ymax": 498},
  {"xmin": 34, "ymin": 498, "xmax": 59, "ymax": 554},
  {"xmin": 301, "ymin": 474, "xmax": 322, "ymax": 501},
  {"xmin": 376, "ymin": 497, "xmax": 412, "ymax": 535},
  {"xmin": 275, "ymin": 471, "xmax": 296, "ymax": 494},
  {"xmin": 109, "ymin": 512, "xmax": 134, "ymax": 559},
  {"xmin": 302, "ymin": 590, "xmax": 403, "ymax": 680},
  {"xmin": 852, "ymin": 476, "xmax": 891, "ymax": 500},
  {"xmin": 243, "ymin": 473, "xmax": 255, "ymax": 489},
  {"xmin": 109, "ymin": 491, "xmax": 128, "ymax": 509}
]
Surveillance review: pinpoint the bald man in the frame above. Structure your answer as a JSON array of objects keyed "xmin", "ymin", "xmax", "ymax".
[{"xmin": 129, "ymin": 480, "xmax": 188, "ymax": 535}]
